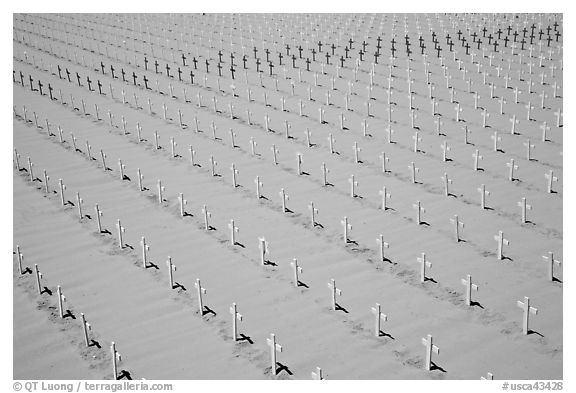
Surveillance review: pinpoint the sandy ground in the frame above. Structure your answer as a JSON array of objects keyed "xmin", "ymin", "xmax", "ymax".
[{"xmin": 13, "ymin": 13, "xmax": 562, "ymax": 380}]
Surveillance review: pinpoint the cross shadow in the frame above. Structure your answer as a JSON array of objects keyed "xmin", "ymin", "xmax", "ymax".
[
  {"xmin": 419, "ymin": 221, "xmax": 430, "ymax": 226},
  {"xmin": 324, "ymin": 182, "xmax": 334, "ymax": 187},
  {"xmin": 207, "ymin": 225, "xmax": 217, "ymax": 231},
  {"xmin": 444, "ymin": 158, "xmax": 453, "ymax": 162},
  {"xmin": 62, "ymin": 309, "xmax": 76, "ymax": 319},
  {"xmin": 100, "ymin": 229, "xmax": 112, "ymax": 235},
  {"xmin": 423, "ymin": 277, "xmax": 437, "ymax": 284},
  {"xmin": 65, "ymin": 200, "xmax": 75, "ymax": 207},
  {"xmin": 342, "ymin": 126, "xmax": 349, "ymax": 131},
  {"xmin": 430, "ymin": 362, "xmax": 447, "ymax": 373},
  {"xmin": 182, "ymin": 212, "xmax": 193, "ymax": 217},
  {"xmin": 237, "ymin": 334, "xmax": 253, "ymax": 344},
  {"xmin": 41, "ymin": 286, "xmax": 53, "ymax": 296},
  {"xmin": 145, "ymin": 261, "xmax": 159, "ymax": 270},
  {"xmin": 84, "ymin": 214, "xmax": 92, "ymax": 220},
  {"xmin": 283, "ymin": 208, "xmax": 294, "ymax": 214},
  {"xmin": 296, "ymin": 280, "xmax": 309, "ymax": 288},
  {"xmin": 201, "ymin": 306, "xmax": 217, "ymax": 316},
  {"xmin": 528, "ymin": 329, "xmax": 544, "ymax": 338},
  {"xmin": 233, "ymin": 241, "xmax": 246, "ymax": 248},
  {"xmin": 21, "ymin": 267, "xmax": 32, "ymax": 275},
  {"xmin": 335, "ymin": 303, "xmax": 349, "ymax": 313},
  {"xmin": 173, "ymin": 282, "xmax": 186, "ymax": 291},
  {"xmin": 552, "ymin": 277, "xmax": 563, "ymax": 283},
  {"xmin": 484, "ymin": 206, "xmax": 494, "ymax": 211},
  {"xmin": 259, "ymin": 195, "xmax": 269, "ymax": 201},
  {"xmin": 470, "ymin": 301, "xmax": 485, "ymax": 309},
  {"xmin": 124, "ymin": 244, "xmax": 134, "ymax": 250},
  {"xmin": 313, "ymin": 222, "xmax": 324, "ymax": 229},
  {"xmin": 496, "ymin": 148, "xmax": 505, "ymax": 153},
  {"xmin": 263, "ymin": 259, "xmax": 277, "ymax": 267},
  {"xmin": 346, "ymin": 239, "xmax": 358, "ymax": 246},
  {"xmin": 301, "ymin": 171, "xmax": 310, "ymax": 176},
  {"xmin": 378, "ymin": 330, "xmax": 395, "ymax": 339},
  {"xmin": 122, "ymin": 175, "xmax": 131, "ymax": 181},
  {"xmin": 275, "ymin": 362, "xmax": 293, "ymax": 376},
  {"xmin": 117, "ymin": 370, "xmax": 132, "ymax": 380},
  {"xmin": 501, "ymin": 256, "xmax": 513, "ymax": 262},
  {"xmin": 88, "ymin": 339, "xmax": 101, "ymax": 348}
]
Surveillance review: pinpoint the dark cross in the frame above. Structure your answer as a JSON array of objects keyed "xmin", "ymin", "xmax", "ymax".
[
  {"xmin": 432, "ymin": 31, "xmax": 437, "ymax": 42},
  {"xmin": 507, "ymin": 25, "xmax": 513, "ymax": 35},
  {"xmin": 286, "ymin": 44, "xmax": 291, "ymax": 56},
  {"xmin": 278, "ymin": 52, "xmax": 283, "ymax": 66},
  {"xmin": 391, "ymin": 45, "xmax": 396, "ymax": 57},
  {"xmin": 268, "ymin": 61, "xmax": 274, "ymax": 76},
  {"xmin": 230, "ymin": 66, "xmax": 235, "ymax": 80},
  {"xmin": 331, "ymin": 43, "xmax": 336, "ymax": 55},
  {"xmin": 243, "ymin": 55, "xmax": 247, "ymax": 69},
  {"xmin": 493, "ymin": 40, "xmax": 499, "ymax": 52},
  {"xmin": 305, "ymin": 57, "xmax": 311, "ymax": 71},
  {"xmin": 419, "ymin": 36, "xmax": 424, "ymax": 47},
  {"xmin": 420, "ymin": 44, "xmax": 425, "ymax": 55},
  {"xmin": 471, "ymin": 32, "xmax": 477, "ymax": 42},
  {"xmin": 348, "ymin": 38, "xmax": 354, "ymax": 49},
  {"xmin": 359, "ymin": 50, "xmax": 364, "ymax": 61},
  {"xmin": 218, "ymin": 50, "xmax": 223, "ymax": 63},
  {"xmin": 482, "ymin": 26, "xmax": 487, "ymax": 37},
  {"xmin": 265, "ymin": 48, "xmax": 270, "ymax": 62},
  {"xmin": 57, "ymin": 65, "xmax": 62, "ymax": 79},
  {"xmin": 520, "ymin": 39, "xmax": 526, "ymax": 50},
  {"xmin": 298, "ymin": 45, "xmax": 303, "ymax": 58},
  {"xmin": 362, "ymin": 40, "xmax": 367, "ymax": 52},
  {"xmin": 539, "ymin": 30, "xmax": 544, "ymax": 40},
  {"xmin": 312, "ymin": 48, "xmax": 317, "ymax": 62},
  {"xmin": 318, "ymin": 40, "xmax": 323, "ymax": 52},
  {"xmin": 530, "ymin": 33, "xmax": 535, "ymax": 45},
  {"xmin": 457, "ymin": 30, "xmax": 463, "ymax": 40},
  {"xmin": 189, "ymin": 71, "xmax": 194, "ymax": 85},
  {"xmin": 28, "ymin": 75, "xmax": 34, "ymax": 91},
  {"xmin": 436, "ymin": 45, "xmax": 442, "ymax": 58},
  {"xmin": 76, "ymin": 72, "xmax": 82, "ymax": 87},
  {"xmin": 65, "ymin": 68, "xmax": 71, "ymax": 83},
  {"xmin": 100, "ymin": 61, "xmax": 105, "ymax": 74},
  {"xmin": 405, "ymin": 34, "xmax": 410, "ymax": 44},
  {"xmin": 487, "ymin": 34, "xmax": 493, "ymax": 45},
  {"xmin": 522, "ymin": 27, "xmax": 528, "ymax": 38},
  {"xmin": 154, "ymin": 60, "xmax": 159, "ymax": 74},
  {"xmin": 497, "ymin": 29, "xmax": 503, "ymax": 40},
  {"xmin": 374, "ymin": 51, "xmax": 380, "ymax": 63},
  {"xmin": 205, "ymin": 59, "xmax": 209, "ymax": 73},
  {"xmin": 230, "ymin": 53, "xmax": 235, "ymax": 67},
  {"xmin": 345, "ymin": 46, "xmax": 350, "ymax": 58},
  {"xmin": 546, "ymin": 25, "xmax": 552, "ymax": 35},
  {"xmin": 121, "ymin": 68, "xmax": 126, "ymax": 82},
  {"xmin": 513, "ymin": 30, "xmax": 519, "ymax": 42},
  {"xmin": 325, "ymin": 52, "xmax": 330, "ymax": 64},
  {"xmin": 291, "ymin": 54, "xmax": 297, "ymax": 68},
  {"xmin": 340, "ymin": 55, "xmax": 345, "ymax": 67},
  {"xmin": 143, "ymin": 75, "xmax": 149, "ymax": 89},
  {"xmin": 98, "ymin": 80, "xmax": 103, "ymax": 94},
  {"xmin": 546, "ymin": 35, "xmax": 552, "ymax": 47},
  {"xmin": 256, "ymin": 58, "xmax": 261, "ymax": 73},
  {"xmin": 182, "ymin": 53, "xmax": 187, "ymax": 66},
  {"xmin": 531, "ymin": 23, "xmax": 537, "ymax": 35},
  {"xmin": 448, "ymin": 40, "xmax": 454, "ymax": 51},
  {"xmin": 476, "ymin": 39, "xmax": 482, "ymax": 50},
  {"xmin": 377, "ymin": 36, "xmax": 382, "ymax": 47},
  {"xmin": 86, "ymin": 77, "xmax": 92, "ymax": 91},
  {"xmin": 504, "ymin": 36, "xmax": 509, "ymax": 47},
  {"xmin": 253, "ymin": 46, "xmax": 258, "ymax": 59},
  {"xmin": 165, "ymin": 64, "xmax": 171, "ymax": 78},
  {"xmin": 217, "ymin": 62, "xmax": 222, "ymax": 76},
  {"xmin": 38, "ymin": 80, "xmax": 43, "ymax": 95},
  {"xmin": 465, "ymin": 42, "xmax": 470, "ymax": 55},
  {"xmin": 553, "ymin": 21, "xmax": 559, "ymax": 31},
  {"xmin": 144, "ymin": 56, "xmax": 148, "ymax": 71},
  {"xmin": 193, "ymin": 57, "xmax": 198, "ymax": 70},
  {"xmin": 19, "ymin": 71, "xmax": 24, "ymax": 86},
  {"xmin": 555, "ymin": 30, "xmax": 561, "ymax": 42},
  {"xmin": 391, "ymin": 37, "xmax": 396, "ymax": 49},
  {"xmin": 48, "ymin": 83, "xmax": 54, "ymax": 99},
  {"xmin": 110, "ymin": 65, "xmax": 116, "ymax": 79},
  {"xmin": 406, "ymin": 46, "xmax": 412, "ymax": 57},
  {"xmin": 133, "ymin": 71, "xmax": 138, "ymax": 85},
  {"xmin": 177, "ymin": 67, "xmax": 182, "ymax": 81}
]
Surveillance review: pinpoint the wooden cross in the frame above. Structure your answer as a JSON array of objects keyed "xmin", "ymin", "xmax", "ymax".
[
  {"xmin": 409, "ymin": 162, "xmax": 419, "ymax": 184},
  {"xmin": 311, "ymin": 367, "xmax": 323, "ymax": 380},
  {"xmin": 229, "ymin": 303, "xmax": 243, "ymax": 341},
  {"xmin": 56, "ymin": 285, "xmax": 67, "ymax": 318},
  {"xmin": 461, "ymin": 274, "xmax": 479, "ymax": 306},
  {"xmin": 517, "ymin": 296, "xmax": 538, "ymax": 335},
  {"xmin": 371, "ymin": 303, "xmax": 388, "ymax": 337},
  {"xmin": 258, "ymin": 237, "xmax": 268, "ymax": 266},
  {"xmin": 110, "ymin": 341, "xmax": 122, "ymax": 380},
  {"xmin": 266, "ymin": 334, "xmax": 283, "ymax": 375},
  {"xmin": 328, "ymin": 279, "xmax": 342, "ymax": 310},
  {"xmin": 544, "ymin": 170, "xmax": 558, "ymax": 193},
  {"xmin": 341, "ymin": 216, "xmax": 352, "ymax": 244},
  {"xmin": 494, "ymin": 230, "xmax": 509, "ymax": 260},
  {"xmin": 291, "ymin": 258, "xmax": 303, "ymax": 288},
  {"xmin": 542, "ymin": 252, "xmax": 561, "ymax": 282},
  {"xmin": 376, "ymin": 234, "xmax": 390, "ymax": 262},
  {"xmin": 418, "ymin": 253, "xmax": 431, "ymax": 283},
  {"xmin": 450, "ymin": 215, "xmax": 464, "ymax": 242},
  {"xmin": 202, "ymin": 205, "xmax": 211, "ymax": 231},
  {"xmin": 413, "ymin": 201, "xmax": 425, "ymax": 225},
  {"xmin": 80, "ymin": 313, "xmax": 92, "ymax": 347},
  {"xmin": 195, "ymin": 279, "xmax": 207, "ymax": 315},
  {"xmin": 421, "ymin": 334, "xmax": 440, "ymax": 371},
  {"xmin": 507, "ymin": 159, "xmax": 518, "ymax": 181}
]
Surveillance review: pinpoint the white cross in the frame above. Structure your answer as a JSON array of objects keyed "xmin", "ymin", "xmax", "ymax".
[
  {"xmin": 460, "ymin": 274, "xmax": 479, "ymax": 306},
  {"xmin": 517, "ymin": 197, "xmax": 532, "ymax": 224},
  {"xmin": 413, "ymin": 201, "xmax": 425, "ymax": 225},
  {"xmin": 349, "ymin": 174, "xmax": 358, "ymax": 198},
  {"xmin": 266, "ymin": 333, "xmax": 283, "ymax": 375},
  {"xmin": 450, "ymin": 214, "xmax": 464, "ymax": 242},
  {"xmin": 526, "ymin": 101, "xmax": 533, "ymax": 121},
  {"xmin": 507, "ymin": 159, "xmax": 518, "ymax": 181},
  {"xmin": 229, "ymin": 303, "xmax": 243, "ymax": 341},
  {"xmin": 308, "ymin": 202, "xmax": 319, "ymax": 228},
  {"xmin": 166, "ymin": 256, "xmax": 177, "ymax": 289},
  {"xmin": 409, "ymin": 162, "xmax": 419, "ymax": 184},
  {"xmin": 291, "ymin": 258, "xmax": 303, "ymax": 288},
  {"xmin": 116, "ymin": 219, "xmax": 125, "ymax": 249},
  {"xmin": 110, "ymin": 341, "xmax": 122, "ymax": 380},
  {"xmin": 418, "ymin": 253, "xmax": 432, "ymax": 283},
  {"xmin": 481, "ymin": 372, "xmax": 494, "ymax": 380},
  {"xmin": 421, "ymin": 334, "xmax": 440, "ymax": 371},
  {"xmin": 353, "ymin": 142, "xmax": 361, "ymax": 163},
  {"xmin": 157, "ymin": 180, "xmax": 165, "ymax": 204},
  {"xmin": 327, "ymin": 279, "xmax": 342, "ymax": 310},
  {"xmin": 76, "ymin": 192, "xmax": 84, "ymax": 219},
  {"xmin": 440, "ymin": 141, "xmax": 450, "ymax": 162},
  {"xmin": 379, "ymin": 152, "xmax": 389, "ymax": 173},
  {"xmin": 341, "ymin": 216, "xmax": 352, "ymax": 244},
  {"xmin": 80, "ymin": 313, "xmax": 92, "ymax": 347},
  {"xmin": 209, "ymin": 155, "xmax": 218, "ymax": 176},
  {"xmin": 542, "ymin": 252, "xmax": 561, "ymax": 282},
  {"xmin": 258, "ymin": 237, "xmax": 268, "ymax": 266},
  {"xmin": 371, "ymin": 303, "xmax": 388, "ymax": 337},
  {"xmin": 228, "ymin": 219, "xmax": 239, "ymax": 246},
  {"xmin": 255, "ymin": 176, "xmax": 263, "ymax": 199},
  {"xmin": 58, "ymin": 178, "xmax": 66, "ymax": 206},
  {"xmin": 311, "ymin": 366, "xmax": 323, "ymax": 380},
  {"xmin": 376, "ymin": 234, "xmax": 390, "ymax": 262},
  {"xmin": 229, "ymin": 129, "xmax": 236, "ymax": 149},
  {"xmin": 195, "ymin": 279, "xmax": 207, "ymax": 315},
  {"xmin": 494, "ymin": 230, "xmax": 509, "ymax": 260},
  {"xmin": 279, "ymin": 188, "xmax": 289, "ymax": 213},
  {"xmin": 56, "ymin": 285, "xmax": 67, "ymax": 318},
  {"xmin": 555, "ymin": 108, "xmax": 562, "ymax": 127},
  {"xmin": 540, "ymin": 121, "xmax": 550, "ymax": 142},
  {"xmin": 178, "ymin": 193, "xmax": 187, "ymax": 217},
  {"xmin": 140, "ymin": 236, "xmax": 150, "ymax": 269},
  {"xmin": 230, "ymin": 163, "xmax": 239, "ymax": 188},
  {"xmin": 517, "ymin": 296, "xmax": 538, "ymax": 335},
  {"xmin": 544, "ymin": 170, "xmax": 558, "ymax": 193},
  {"xmin": 202, "ymin": 204, "xmax": 211, "ymax": 231}
]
